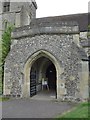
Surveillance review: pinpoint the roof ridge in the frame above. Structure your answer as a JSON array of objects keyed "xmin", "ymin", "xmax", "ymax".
[{"xmin": 36, "ymin": 13, "xmax": 88, "ymax": 20}]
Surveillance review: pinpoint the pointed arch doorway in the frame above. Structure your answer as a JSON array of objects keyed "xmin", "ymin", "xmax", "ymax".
[
  {"xmin": 23, "ymin": 50, "xmax": 61, "ymax": 99},
  {"xmin": 30, "ymin": 56, "xmax": 57, "ymax": 98}
]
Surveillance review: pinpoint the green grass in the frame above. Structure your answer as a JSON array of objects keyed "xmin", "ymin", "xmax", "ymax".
[
  {"xmin": 0, "ymin": 67, "xmax": 2, "ymax": 95},
  {"xmin": 0, "ymin": 39, "xmax": 2, "ymax": 95},
  {"xmin": 0, "ymin": 96, "xmax": 10, "ymax": 101},
  {"xmin": 57, "ymin": 102, "xmax": 90, "ymax": 119}
]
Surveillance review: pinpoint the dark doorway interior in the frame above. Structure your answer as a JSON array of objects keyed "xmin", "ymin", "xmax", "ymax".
[
  {"xmin": 30, "ymin": 57, "xmax": 57, "ymax": 98},
  {"xmin": 46, "ymin": 63, "xmax": 56, "ymax": 90}
]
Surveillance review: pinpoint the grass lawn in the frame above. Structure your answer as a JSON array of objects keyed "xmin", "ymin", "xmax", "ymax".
[
  {"xmin": 0, "ymin": 78, "xmax": 2, "ymax": 95},
  {"xmin": 0, "ymin": 38, "xmax": 2, "ymax": 95},
  {"xmin": 0, "ymin": 96, "xmax": 9, "ymax": 101},
  {"xmin": 57, "ymin": 102, "xmax": 90, "ymax": 119}
]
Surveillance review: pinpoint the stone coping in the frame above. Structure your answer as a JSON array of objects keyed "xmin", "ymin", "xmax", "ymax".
[{"xmin": 12, "ymin": 25, "xmax": 79, "ymax": 39}]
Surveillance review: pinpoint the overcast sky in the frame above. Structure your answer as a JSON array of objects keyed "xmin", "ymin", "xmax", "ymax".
[{"xmin": 36, "ymin": 0, "xmax": 89, "ymax": 18}]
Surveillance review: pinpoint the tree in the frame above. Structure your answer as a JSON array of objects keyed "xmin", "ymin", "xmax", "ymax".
[
  {"xmin": 0, "ymin": 22, "xmax": 14, "ymax": 94},
  {"xmin": 87, "ymin": 24, "xmax": 90, "ymax": 37},
  {"xmin": 2, "ymin": 23, "xmax": 14, "ymax": 63}
]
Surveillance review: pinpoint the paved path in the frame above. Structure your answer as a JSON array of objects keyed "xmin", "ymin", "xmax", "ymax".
[{"xmin": 2, "ymin": 98, "xmax": 76, "ymax": 118}]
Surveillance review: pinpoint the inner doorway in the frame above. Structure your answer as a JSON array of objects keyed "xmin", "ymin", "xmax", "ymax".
[
  {"xmin": 30, "ymin": 56, "xmax": 57, "ymax": 98},
  {"xmin": 46, "ymin": 64, "xmax": 56, "ymax": 90}
]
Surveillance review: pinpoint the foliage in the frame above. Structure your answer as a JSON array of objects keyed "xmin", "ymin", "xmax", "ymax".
[
  {"xmin": 88, "ymin": 24, "xmax": 90, "ymax": 32},
  {"xmin": 2, "ymin": 23, "xmax": 14, "ymax": 63},
  {"xmin": 87, "ymin": 24, "xmax": 90, "ymax": 37},
  {"xmin": 0, "ymin": 21, "xmax": 14, "ymax": 95},
  {"xmin": 0, "ymin": 96, "xmax": 10, "ymax": 101}
]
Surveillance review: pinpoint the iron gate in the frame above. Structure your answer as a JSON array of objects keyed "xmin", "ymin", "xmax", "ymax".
[{"xmin": 30, "ymin": 71, "xmax": 37, "ymax": 97}]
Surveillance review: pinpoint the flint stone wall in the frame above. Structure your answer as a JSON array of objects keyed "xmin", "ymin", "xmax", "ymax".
[{"xmin": 4, "ymin": 23, "xmax": 87, "ymax": 100}]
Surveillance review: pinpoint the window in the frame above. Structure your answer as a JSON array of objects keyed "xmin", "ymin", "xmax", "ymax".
[
  {"xmin": 3, "ymin": 2, "xmax": 10, "ymax": 12},
  {"xmin": 5, "ymin": 21, "xmax": 7, "ymax": 29}
]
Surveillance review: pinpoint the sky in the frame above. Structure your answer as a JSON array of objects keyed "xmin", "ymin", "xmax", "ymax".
[{"xmin": 36, "ymin": 0, "xmax": 89, "ymax": 18}]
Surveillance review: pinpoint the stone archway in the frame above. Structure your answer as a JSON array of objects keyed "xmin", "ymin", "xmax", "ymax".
[
  {"xmin": 30, "ymin": 57, "xmax": 57, "ymax": 97},
  {"xmin": 23, "ymin": 50, "xmax": 61, "ymax": 98}
]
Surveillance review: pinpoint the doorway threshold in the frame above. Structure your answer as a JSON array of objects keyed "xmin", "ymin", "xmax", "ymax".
[{"xmin": 30, "ymin": 90, "xmax": 56, "ymax": 101}]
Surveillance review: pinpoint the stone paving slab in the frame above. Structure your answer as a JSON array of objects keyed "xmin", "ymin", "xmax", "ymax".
[{"xmin": 1, "ymin": 98, "xmax": 77, "ymax": 118}]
